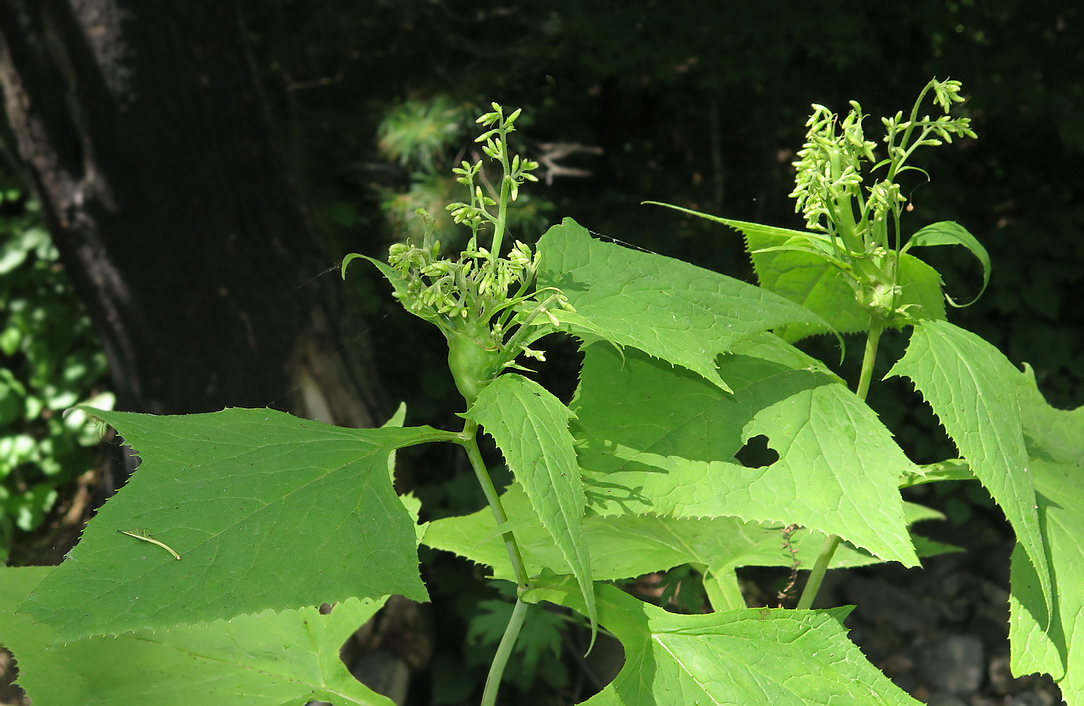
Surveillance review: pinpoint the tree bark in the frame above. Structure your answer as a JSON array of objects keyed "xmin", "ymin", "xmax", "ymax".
[{"xmin": 0, "ymin": 0, "xmax": 385, "ymax": 425}]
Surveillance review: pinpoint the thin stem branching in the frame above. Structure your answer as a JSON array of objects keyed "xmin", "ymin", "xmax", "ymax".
[
  {"xmin": 458, "ymin": 420, "xmax": 530, "ymax": 590},
  {"xmin": 797, "ymin": 320, "xmax": 885, "ymax": 609}
]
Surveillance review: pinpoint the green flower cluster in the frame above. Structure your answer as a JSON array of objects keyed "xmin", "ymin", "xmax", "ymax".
[
  {"xmin": 347, "ymin": 103, "xmax": 573, "ymax": 405},
  {"xmin": 785, "ymin": 78, "xmax": 977, "ymax": 321},
  {"xmin": 387, "ymin": 212, "xmax": 541, "ymax": 324},
  {"xmin": 791, "ymin": 79, "xmax": 975, "ymax": 251}
]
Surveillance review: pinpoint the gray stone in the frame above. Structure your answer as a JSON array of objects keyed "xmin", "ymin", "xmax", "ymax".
[
  {"xmin": 1009, "ymin": 691, "xmax": 1059, "ymax": 706},
  {"xmin": 926, "ymin": 695, "xmax": 968, "ymax": 706},
  {"xmin": 916, "ymin": 633, "xmax": 985, "ymax": 695},
  {"xmin": 987, "ymin": 653, "xmax": 1013, "ymax": 695},
  {"xmin": 845, "ymin": 576, "xmax": 937, "ymax": 632}
]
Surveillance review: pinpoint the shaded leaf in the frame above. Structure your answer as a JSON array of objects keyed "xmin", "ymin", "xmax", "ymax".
[
  {"xmin": 1, "ymin": 566, "xmax": 391, "ymax": 705},
  {"xmin": 423, "ymin": 482, "xmax": 957, "ymax": 582},
  {"xmin": 572, "ymin": 336, "xmax": 919, "ymax": 566}
]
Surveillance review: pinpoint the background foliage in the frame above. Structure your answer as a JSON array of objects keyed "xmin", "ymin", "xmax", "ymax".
[
  {"xmin": 1, "ymin": 0, "xmax": 1080, "ymax": 703},
  {"xmin": 238, "ymin": 0, "xmax": 1083, "ymax": 420},
  {"xmin": 233, "ymin": 3, "xmax": 1081, "ymax": 699},
  {"xmin": 0, "ymin": 169, "xmax": 113, "ymax": 566}
]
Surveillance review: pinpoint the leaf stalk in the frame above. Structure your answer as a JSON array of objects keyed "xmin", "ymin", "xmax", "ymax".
[
  {"xmin": 458, "ymin": 420, "xmax": 531, "ymax": 591},
  {"xmin": 480, "ymin": 598, "xmax": 530, "ymax": 706},
  {"xmin": 797, "ymin": 319, "xmax": 884, "ymax": 609}
]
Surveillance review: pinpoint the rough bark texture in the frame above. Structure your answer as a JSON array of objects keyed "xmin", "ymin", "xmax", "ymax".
[
  {"xmin": 0, "ymin": 5, "xmax": 411, "ymax": 696},
  {"xmin": 0, "ymin": 0, "xmax": 385, "ymax": 424}
]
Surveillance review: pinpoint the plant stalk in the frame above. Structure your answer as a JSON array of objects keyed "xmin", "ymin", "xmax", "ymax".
[
  {"xmin": 796, "ymin": 534, "xmax": 842, "ymax": 610},
  {"xmin": 459, "ymin": 420, "xmax": 531, "ymax": 590},
  {"xmin": 797, "ymin": 319, "xmax": 884, "ymax": 609},
  {"xmin": 480, "ymin": 598, "xmax": 530, "ymax": 706},
  {"xmin": 489, "ymin": 173, "xmax": 511, "ymax": 266},
  {"xmin": 854, "ymin": 319, "xmax": 884, "ymax": 401},
  {"xmin": 488, "ymin": 128, "xmax": 513, "ymax": 263}
]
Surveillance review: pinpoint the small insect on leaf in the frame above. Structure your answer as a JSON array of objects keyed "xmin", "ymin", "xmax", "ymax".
[{"xmin": 118, "ymin": 529, "xmax": 181, "ymax": 560}]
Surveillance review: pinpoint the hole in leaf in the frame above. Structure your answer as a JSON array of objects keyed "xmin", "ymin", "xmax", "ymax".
[
  {"xmin": 581, "ymin": 627, "xmax": 626, "ymax": 697},
  {"xmin": 734, "ymin": 435, "xmax": 778, "ymax": 468}
]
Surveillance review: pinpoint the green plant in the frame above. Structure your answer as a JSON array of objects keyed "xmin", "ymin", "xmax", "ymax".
[
  {"xmin": 376, "ymin": 96, "xmax": 553, "ymax": 250},
  {"xmin": 1, "ymin": 82, "xmax": 1079, "ymax": 705},
  {"xmin": 0, "ymin": 181, "xmax": 113, "ymax": 564}
]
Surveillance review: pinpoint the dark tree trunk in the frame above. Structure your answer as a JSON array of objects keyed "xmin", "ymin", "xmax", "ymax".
[{"xmin": 0, "ymin": 0, "xmax": 386, "ymax": 425}]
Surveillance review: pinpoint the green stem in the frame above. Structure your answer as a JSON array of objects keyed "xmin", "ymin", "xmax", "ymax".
[
  {"xmin": 489, "ymin": 129, "xmax": 513, "ymax": 264},
  {"xmin": 796, "ymin": 535, "xmax": 841, "ymax": 610},
  {"xmin": 480, "ymin": 598, "xmax": 530, "ymax": 706},
  {"xmin": 395, "ymin": 427, "xmax": 469, "ymax": 448},
  {"xmin": 854, "ymin": 319, "xmax": 884, "ymax": 401},
  {"xmin": 702, "ymin": 568, "xmax": 746, "ymax": 612},
  {"xmin": 490, "ymin": 175, "xmax": 510, "ymax": 266},
  {"xmin": 797, "ymin": 320, "xmax": 884, "ymax": 609},
  {"xmin": 493, "ymin": 293, "xmax": 560, "ymax": 371},
  {"xmin": 461, "ymin": 418, "xmax": 532, "ymax": 705},
  {"xmin": 459, "ymin": 420, "xmax": 531, "ymax": 590},
  {"xmin": 887, "ymin": 80, "xmax": 934, "ymax": 182}
]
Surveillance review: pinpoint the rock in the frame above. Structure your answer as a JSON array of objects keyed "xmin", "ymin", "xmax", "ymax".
[
  {"xmin": 916, "ymin": 633, "xmax": 984, "ymax": 695},
  {"xmin": 926, "ymin": 694, "xmax": 968, "ymax": 706},
  {"xmin": 845, "ymin": 576, "xmax": 936, "ymax": 633},
  {"xmin": 987, "ymin": 653, "xmax": 1013, "ymax": 695},
  {"xmin": 1009, "ymin": 691, "xmax": 1059, "ymax": 706}
]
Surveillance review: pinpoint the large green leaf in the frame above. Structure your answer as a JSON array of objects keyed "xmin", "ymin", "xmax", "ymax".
[
  {"xmin": 641, "ymin": 208, "xmax": 947, "ymax": 341},
  {"xmin": 464, "ymin": 374, "xmax": 596, "ymax": 636},
  {"xmin": 725, "ymin": 217, "xmax": 946, "ymax": 340},
  {"xmin": 1008, "ymin": 463, "xmax": 1080, "ymax": 705},
  {"xmin": 21, "ymin": 408, "xmax": 447, "ymax": 642},
  {"xmin": 886, "ymin": 320, "xmax": 1052, "ymax": 614},
  {"xmin": 1018, "ymin": 364, "xmax": 1084, "ymax": 467},
  {"xmin": 571, "ymin": 336, "xmax": 920, "ymax": 566},
  {"xmin": 536, "ymin": 218, "xmax": 830, "ymax": 392},
  {"xmin": 526, "ymin": 577, "xmax": 921, "ymax": 706},
  {"xmin": 1, "ymin": 566, "xmax": 390, "ymax": 705},
  {"xmin": 1008, "ymin": 368, "xmax": 1084, "ymax": 704},
  {"xmin": 423, "ymin": 482, "xmax": 956, "ymax": 583},
  {"xmin": 903, "ymin": 221, "xmax": 990, "ymax": 307}
]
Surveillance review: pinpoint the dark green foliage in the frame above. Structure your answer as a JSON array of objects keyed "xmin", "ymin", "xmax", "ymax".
[
  {"xmin": 3, "ymin": 2, "xmax": 1081, "ymax": 701},
  {"xmin": 0, "ymin": 177, "xmax": 112, "ymax": 564},
  {"xmin": 467, "ymin": 581, "xmax": 569, "ymax": 693},
  {"xmin": 235, "ymin": 0, "xmax": 1083, "ymax": 415},
  {"xmin": 225, "ymin": 3, "xmax": 1083, "ymax": 699}
]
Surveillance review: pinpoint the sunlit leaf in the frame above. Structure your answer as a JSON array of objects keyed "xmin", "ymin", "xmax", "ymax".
[
  {"xmin": 465, "ymin": 375, "xmax": 596, "ymax": 638},
  {"xmin": 526, "ymin": 577, "xmax": 921, "ymax": 705},
  {"xmin": 1008, "ymin": 368, "xmax": 1084, "ymax": 702},
  {"xmin": 537, "ymin": 218, "xmax": 830, "ymax": 392},
  {"xmin": 571, "ymin": 336, "xmax": 919, "ymax": 566},
  {"xmin": 21, "ymin": 408, "xmax": 441, "ymax": 642},
  {"xmin": 887, "ymin": 320, "xmax": 1052, "ymax": 614}
]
